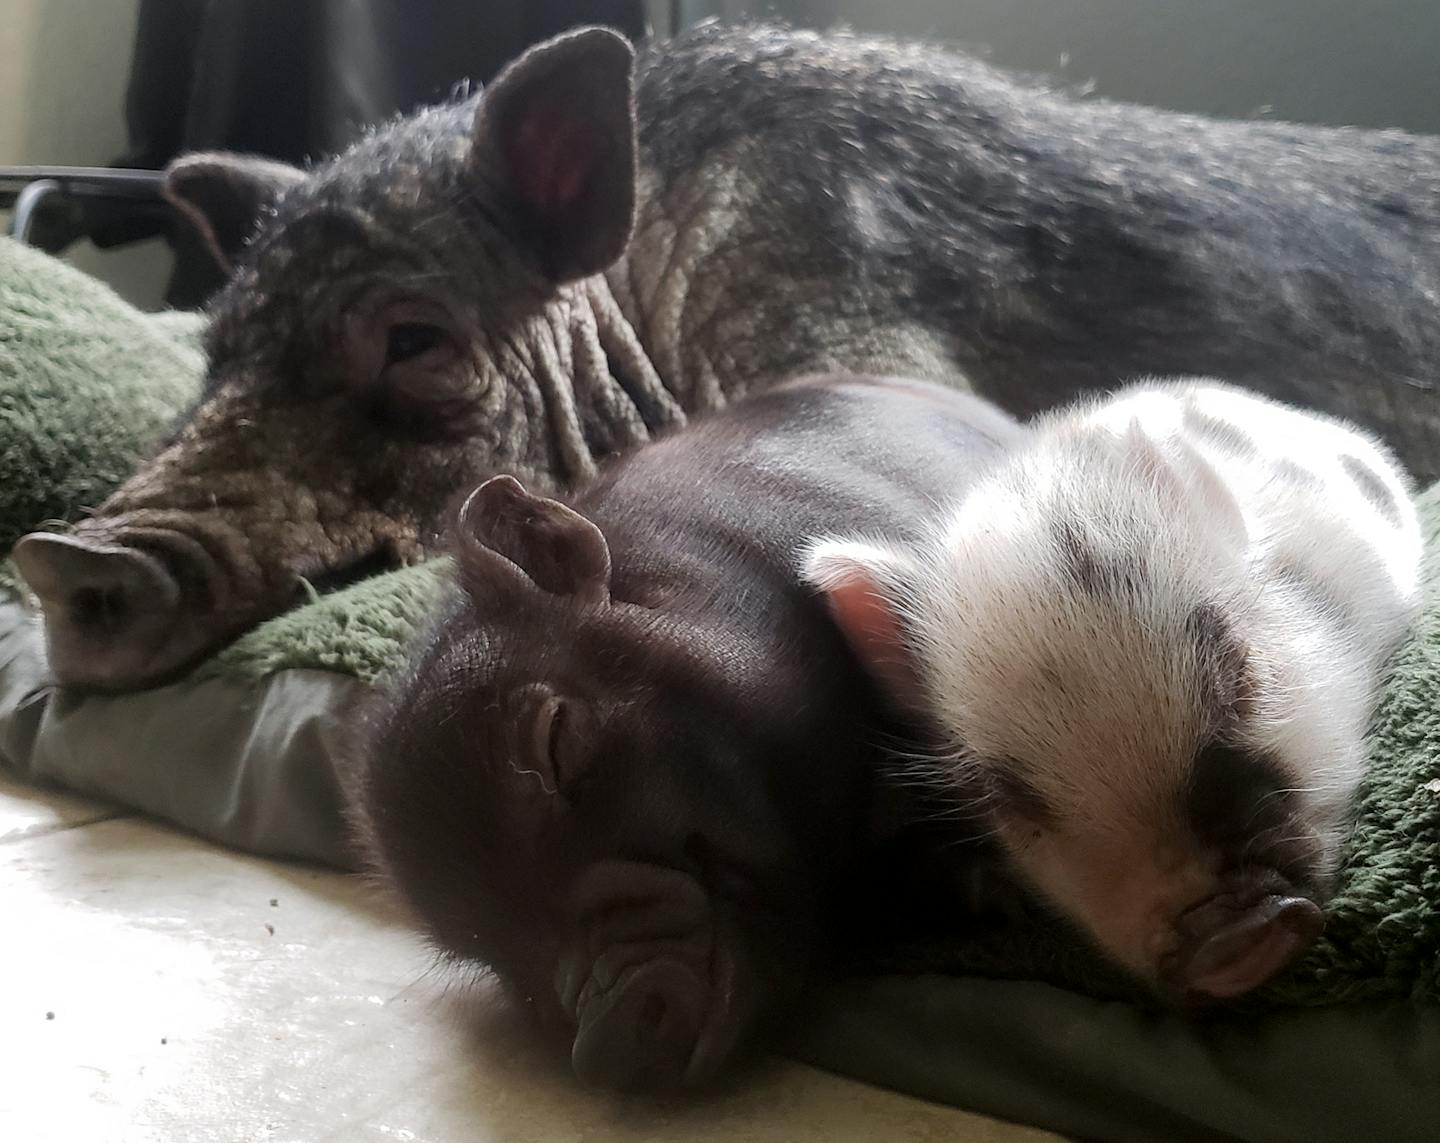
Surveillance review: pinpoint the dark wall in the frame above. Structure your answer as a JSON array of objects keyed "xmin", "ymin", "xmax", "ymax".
[{"xmin": 681, "ymin": 0, "xmax": 1440, "ymax": 134}]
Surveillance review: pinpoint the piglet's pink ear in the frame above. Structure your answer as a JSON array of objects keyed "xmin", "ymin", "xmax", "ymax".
[
  {"xmin": 458, "ymin": 475, "xmax": 611, "ymax": 605},
  {"xmin": 1118, "ymin": 417, "xmax": 1248, "ymax": 553},
  {"xmin": 802, "ymin": 539, "xmax": 928, "ymax": 716},
  {"xmin": 471, "ymin": 27, "xmax": 637, "ymax": 283}
]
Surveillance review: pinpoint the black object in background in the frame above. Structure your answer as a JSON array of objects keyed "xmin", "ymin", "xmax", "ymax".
[{"xmin": 113, "ymin": 0, "xmax": 647, "ymax": 307}]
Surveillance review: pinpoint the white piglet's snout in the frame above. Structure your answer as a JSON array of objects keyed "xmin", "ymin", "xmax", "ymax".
[{"xmin": 804, "ymin": 378, "xmax": 1423, "ymax": 1000}]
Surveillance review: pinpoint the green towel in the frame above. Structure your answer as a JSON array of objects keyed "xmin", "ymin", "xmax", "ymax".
[
  {"xmin": 1278, "ymin": 488, "xmax": 1440, "ymax": 1006},
  {"xmin": 195, "ymin": 558, "xmax": 455, "ymax": 686},
  {"xmin": 0, "ymin": 234, "xmax": 1434, "ymax": 1014},
  {"xmin": 0, "ymin": 238, "xmax": 204, "ymax": 578}
]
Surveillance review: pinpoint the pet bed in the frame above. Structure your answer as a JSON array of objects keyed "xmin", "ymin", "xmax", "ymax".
[{"xmin": 1, "ymin": 237, "xmax": 1435, "ymax": 1142}]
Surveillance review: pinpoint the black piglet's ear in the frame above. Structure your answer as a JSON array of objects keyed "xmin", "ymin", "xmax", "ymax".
[
  {"xmin": 458, "ymin": 475, "xmax": 611, "ymax": 604},
  {"xmin": 470, "ymin": 27, "xmax": 637, "ymax": 283}
]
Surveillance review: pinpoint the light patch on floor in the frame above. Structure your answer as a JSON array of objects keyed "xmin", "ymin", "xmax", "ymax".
[{"xmin": 0, "ymin": 773, "xmax": 1059, "ymax": 1143}]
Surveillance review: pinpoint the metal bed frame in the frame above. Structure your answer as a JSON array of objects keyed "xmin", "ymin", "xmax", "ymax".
[{"xmin": 0, "ymin": 166, "xmax": 168, "ymax": 250}]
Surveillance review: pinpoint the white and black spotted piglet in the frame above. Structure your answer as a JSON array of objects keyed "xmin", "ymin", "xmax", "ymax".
[{"xmin": 804, "ymin": 380, "xmax": 1422, "ymax": 1001}]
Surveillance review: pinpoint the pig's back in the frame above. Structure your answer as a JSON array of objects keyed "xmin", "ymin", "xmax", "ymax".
[{"xmin": 579, "ymin": 374, "xmax": 1023, "ymax": 584}]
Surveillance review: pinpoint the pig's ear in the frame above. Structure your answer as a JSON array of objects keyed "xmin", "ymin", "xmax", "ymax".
[
  {"xmin": 471, "ymin": 27, "xmax": 637, "ymax": 283},
  {"xmin": 1120, "ymin": 419, "xmax": 1248, "ymax": 552},
  {"xmin": 457, "ymin": 475, "xmax": 611, "ymax": 604},
  {"xmin": 163, "ymin": 152, "xmax": 306, "ymax": 272},
  {"xmin": 1169, "ymin": 434, "xmax": 1248, "ymax": 553},
  {"xmin": 802, "ymin": 538, "xmax": 928, "ymax": 715}
]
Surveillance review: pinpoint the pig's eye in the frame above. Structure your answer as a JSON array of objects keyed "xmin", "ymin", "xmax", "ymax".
[
  {"xmin": 385, "ymin": 322, "xmax": 451, "ymax": 365},
  {"xmin": 367, "ymin": 311, "xmax": 482, "ymax": 438}
]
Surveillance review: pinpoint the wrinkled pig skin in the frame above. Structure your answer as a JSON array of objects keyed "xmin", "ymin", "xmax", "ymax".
[
  {"xmin": 18, "ymin": 22, "xmax": 1440, "ymax": 689},
  {"xmin": 352, "ymin": 374, "xmax": 1026, "ymax": 1092}
]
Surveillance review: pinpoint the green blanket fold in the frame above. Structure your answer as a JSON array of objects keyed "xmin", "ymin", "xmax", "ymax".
[
  {"xmin": 195, "ymin": 559, "xmax": 456, "ymax": 686},
  {"xmin": 792, "ymin": 979, "xmax": 1440, "ymax": 1143},
  {"xmin": 1278, "ymin": 488, "xmax": 1440, "ymax": 1007}
]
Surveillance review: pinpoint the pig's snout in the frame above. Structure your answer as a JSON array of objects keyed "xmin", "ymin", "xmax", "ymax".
[
  {"xmin": 559, "ymin": 861, "xmax": 744, "ymax": 1092},
  {"xmin": 1165, "ymin": 883, "xmax": 1325, "ymax": 1001},
  {"xmin": 13, "ymin": 532, "xmax": 192, "ymax": 691},
  {"xmin": 570, "ymin": 957, "xmax": 708, "ymax": 1092}
]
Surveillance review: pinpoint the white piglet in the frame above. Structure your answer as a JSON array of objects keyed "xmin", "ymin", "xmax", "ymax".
[{"xmin": 805, "ymin": 380, "xmax": 1423, "ymax": 1001}]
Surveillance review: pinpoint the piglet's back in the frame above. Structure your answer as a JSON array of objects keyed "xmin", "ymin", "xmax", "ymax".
[{"xmin": 578, "ymin": 373, "xmax": 1024, "ymax": 584}]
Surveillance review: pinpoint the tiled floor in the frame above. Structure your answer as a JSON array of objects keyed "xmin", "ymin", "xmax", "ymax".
[{"xmin": 0, "ymin": 774, "xmax": 1059, "ymax": 1143}]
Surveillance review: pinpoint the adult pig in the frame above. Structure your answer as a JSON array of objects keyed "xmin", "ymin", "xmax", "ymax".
[
  {"xmin": 353, "ymin": 374, "xmax": 1023, "ymax": 1092},
  {"xmin": 16, "ymin": 22, "xmax": 1440, "ymax": 690}
]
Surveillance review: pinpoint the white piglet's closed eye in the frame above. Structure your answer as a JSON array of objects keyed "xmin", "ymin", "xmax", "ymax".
[{"xmin": 802, "ymin": 538, "xmax": 928, "ymax": 716}]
